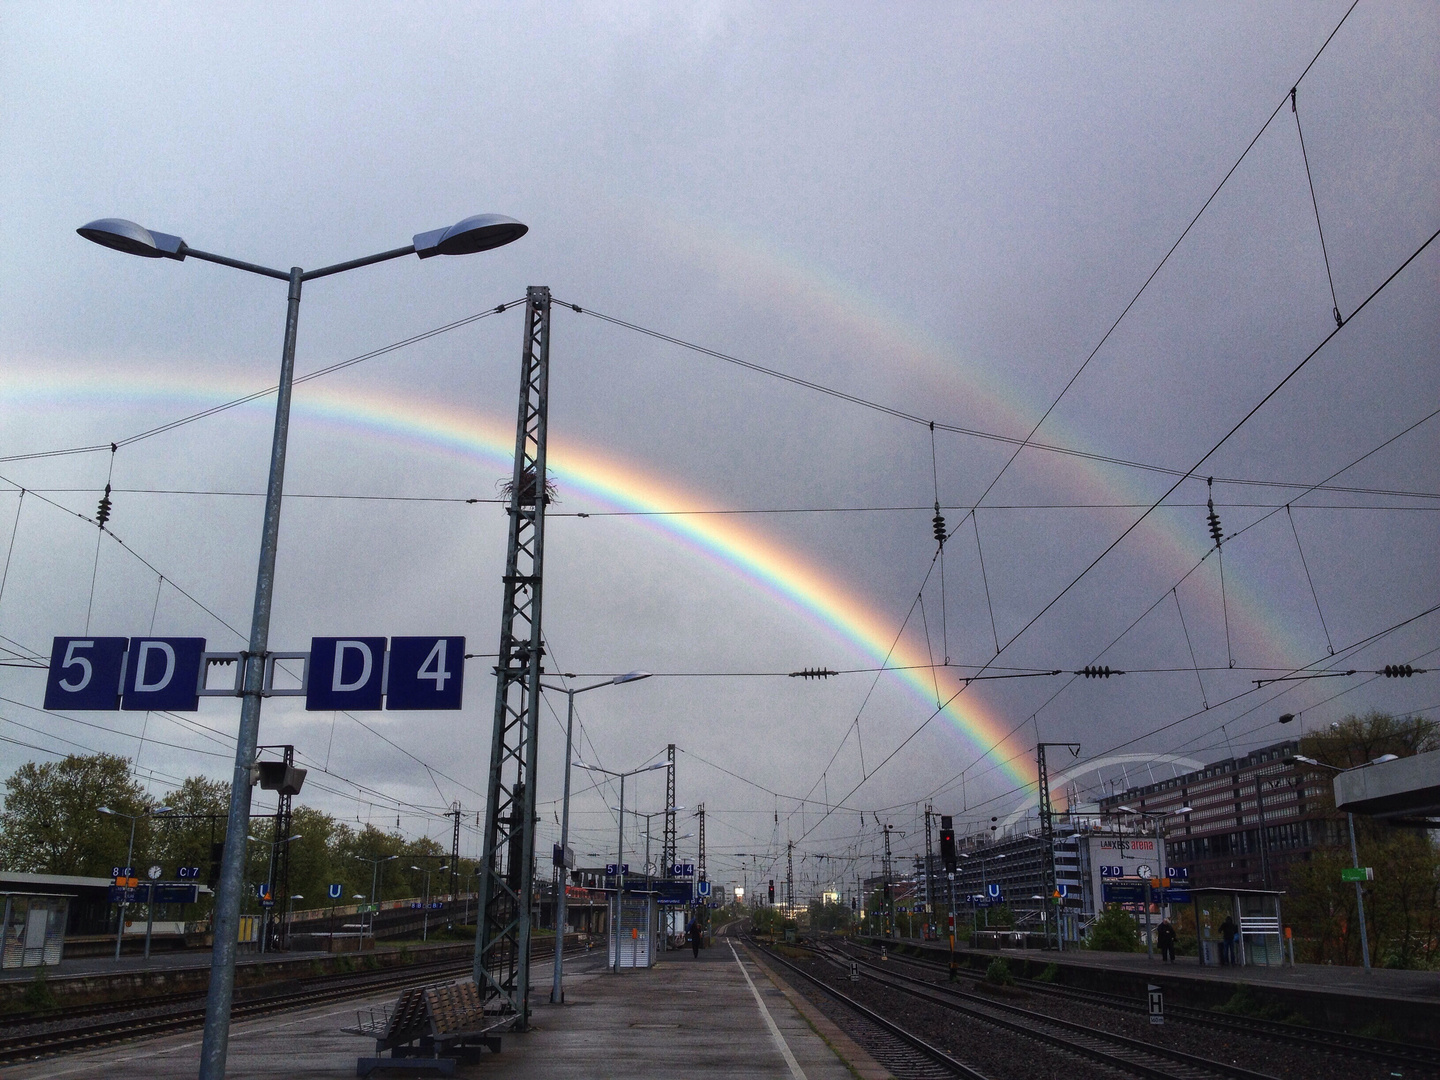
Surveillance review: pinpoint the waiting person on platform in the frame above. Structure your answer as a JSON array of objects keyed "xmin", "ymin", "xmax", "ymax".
[
  {"xmin": 1219, "ymin": 915, "xmax": 1238, "ymax": 965},
  {"xmin": 1156, "ymin": 917, "xmax": 1176, "ymax": 963},
  {"xmin": 686, "ymin": 913, "xmax": 701, "ymax": 958}
]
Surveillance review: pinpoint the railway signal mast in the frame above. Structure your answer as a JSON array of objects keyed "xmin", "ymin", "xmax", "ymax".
[
  {"xmin": 475, "ymin": 288, "xmax": 553, "ymax": 1029},
  {"xmin": 1036, "ymin": 742, "xmax": 1080, "ymax": 952}
]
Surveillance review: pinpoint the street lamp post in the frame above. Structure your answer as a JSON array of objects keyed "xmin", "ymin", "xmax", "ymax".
[
  {"xmin": 352, "ymin": 854, "xmax": 400, "ymax": 947},
  {"xmin": 80, "ymin": 212, "xmax": 525, "ymax": 1080},
  {"xmin": 1117, "ymin": 805, "xmax": 1191, "ymax": 960},
  {"xmin": 409, "ymin": 864, "xmax": 449, "ymax": 941},
  {"xmin": 539, "ymin": 672, "xmax": 650, "ymax": 1003},
  {"xmin": 97, "ymin": 804, "xmax": 171, "ymax": 961},
  {"xmin": 576, "ymin": 758, "xmax": 672, "ymax": 974},
  {"xmin": 1289, "ymin": 754, "xmax": 1371, "ymax": 971},
  {"xmin": 246, "ymin": 833, "xmax": 301, "ymax": 953}
]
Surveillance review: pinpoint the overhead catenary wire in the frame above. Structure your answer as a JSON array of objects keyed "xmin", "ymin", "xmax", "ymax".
[
  {"xmin": 0, "ymin": 299, "xmax": 523, "ymax": 465},
  {"xmin": 808, "ymin": 223, "xmax": 1440, "ymax": 838},
  {"xmin": 1287, "ymin": 503, "xmax": 1336, "ymax": 655}
]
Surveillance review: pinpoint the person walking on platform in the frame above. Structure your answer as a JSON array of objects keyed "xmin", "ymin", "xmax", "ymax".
[
  {"xmin": 1157, "ymin": 917, "xmax": 1176, "ymax": 963},
  {"xmin": 1219, "ymin": 915, "xmax": 1238, "ymax": 966},
  {"xmin": 686, "ymin": 913, "xmax": 701, "ymax": 958}
]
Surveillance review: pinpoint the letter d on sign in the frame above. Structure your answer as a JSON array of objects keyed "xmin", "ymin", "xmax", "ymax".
[{"xmin": 305, "ymin": 637, "xmax": 385, "ymax": 710}]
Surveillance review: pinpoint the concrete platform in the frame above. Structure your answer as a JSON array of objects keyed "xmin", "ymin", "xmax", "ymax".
[{"xmin": 4, "ymin": 943, "xmax": 884, "ymax": 1079}]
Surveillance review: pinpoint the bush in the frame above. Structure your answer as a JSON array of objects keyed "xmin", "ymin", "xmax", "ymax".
[
  {"xmin": 1035, "ymin": 962, "xmax": 1060, "ymax": 983},
  {"xmin": 21, "ymin": 971, "xmax": 56, "ymax": 1012},
  {"xmin": 1086, "ymin": 905, "xmax": 1140, "ymax": 952},
  {"xmin": 983, "ymin": 958, "xmax": 1014, "ymax": 985}
]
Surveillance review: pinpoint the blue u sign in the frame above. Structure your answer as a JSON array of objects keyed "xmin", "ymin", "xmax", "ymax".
[
  {"xmin": 987, "ymin": 883, "xmax": 1001, "ymax": 899},
  {"xmin": 45, "ymin": 637, "xmax": 128, "ymax": 710},
  {"xmin": 328, "ymin": 883, "xmax": 343, "ymax": 899},
  {"xmin": 306, "ymin": 637, "xmax": 386, "ymax": 710}
]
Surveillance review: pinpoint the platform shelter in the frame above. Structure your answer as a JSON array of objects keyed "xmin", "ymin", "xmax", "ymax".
[{"xmin": 1190, "ymin": 886, "xmax": 1285, "ymax": 966}]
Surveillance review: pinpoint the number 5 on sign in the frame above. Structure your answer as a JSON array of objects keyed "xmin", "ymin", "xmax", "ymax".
[{"xmin": 386, "ymin": 637, "xmax": 465, "ymax": 710}]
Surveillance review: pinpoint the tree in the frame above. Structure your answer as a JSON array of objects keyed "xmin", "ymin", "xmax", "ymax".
[
  {"xmin": 1287, "ymin": 712, "xmax": 1440, "ymax": 968},
  {"xmin": 0, "ymin": 753, "xmax": 148, "ymax": 875},
  {"xmin": 1086, "ymin": 904, "xmax": 1140, "ymax": 952}
]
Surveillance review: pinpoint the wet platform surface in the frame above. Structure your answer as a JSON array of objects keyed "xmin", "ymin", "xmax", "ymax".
[{"xmin": 5, "ymin": 942, "xmax": 879, "ymax": 1079}]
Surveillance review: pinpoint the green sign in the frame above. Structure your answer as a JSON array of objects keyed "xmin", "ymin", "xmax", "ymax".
[
  {"xmin": 1340, "ymin": 867, "xmax": 1373, "ymax": 883},
  {"xmin": 357, "ymin": 903, "xmax": 379, "ymax": 913}
]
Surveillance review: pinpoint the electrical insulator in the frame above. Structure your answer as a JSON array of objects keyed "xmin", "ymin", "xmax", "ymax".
[
  {"xmin": 932, "ymin": 502, "xmax": 947, "ymax": 547},
  {"xmin": 789, "ymin": 667, "xmax": 837, "ymax": 679},
  {"xmin": 95, "ymin": 484, "xmax": 112, "ymax": 529},
  {"xmin": 1205, "ymin": 478, "xmax": 1223, "ymax": 549},
  {"xmin": 1383, "ymin": 664, "xmax": 1416, "ymax": 678},
  {"xmin": 1078, "ymin": 665, "xmax": 1121, "ymax": 678}
]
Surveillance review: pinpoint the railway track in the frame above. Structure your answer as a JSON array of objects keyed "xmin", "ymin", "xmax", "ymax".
[
  {"xmin": 0, "ymin": 942, "xmax": 572, "ymax": 1065},
  {"xmin": 755, "ymin": 937, "xmax": 1279, "ymax": 1080},
  {"xmin": 847, "ymin": 937, "xmax": 1440, "ymax": 1076},
  {"xmin": 737, "ymin": 940, "xmax": 987, "ymax": 1079}
]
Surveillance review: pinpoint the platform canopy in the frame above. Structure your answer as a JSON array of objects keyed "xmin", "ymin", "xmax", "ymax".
[{"xmin": 1334, "ymin": 750, "xmax": 1440, "ymax": 827}]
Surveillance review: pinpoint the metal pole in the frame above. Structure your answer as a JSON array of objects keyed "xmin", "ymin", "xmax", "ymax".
[
  {"xmin": 423, "ymin": 870, "xmax": 430, "ymax": 942},
  {"xmin": 614, "ymin": 772, "xmax": 625, "ymax": 974},
  {"xmin": 144, "ymin": 880, "xmax": 155, "ymax": 959},
  {"xmin": 1254, "ymin": 776, "xmax": 1271, "ymax": 890},
  {"xmin": 1347, "ymin": 813, "xmax": 1371, "ymax": 971},
  {"xmin": 199, "ymin": 266, "xmax": 303, "ymax": 1080},
  {"xmin": 115, "ymin": 815, "xmax": 136, "ymax": 961},
  {"xmin": 1145, "ymin": 878, "xmax": 1153, "ymax": 960},
  {"xmin": 551, "ymin": 689, "xmax": 576, "ymax": 1003}
]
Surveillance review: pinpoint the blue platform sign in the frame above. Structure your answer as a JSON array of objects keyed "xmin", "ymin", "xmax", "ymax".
[
  {"xmin": 328, "ymin": 883, "xmax": 343, "ymax": 900},
  {"xmin": 696, "ymin": 881, "xmax": 712, "ymax": 898},
  {"xmin": 1100, "ymin": 864, "xmax": 1124, "ymax": 878},
  {"xmin": 1166, "ymin": 866, "xmax": 1189, "ymax": 880},
  {"xmin": 986, "ymin": 883, "xmax": 1001, "ymax": 900},
  {"xmin": 385, "ymin": 636, "xmax": 465, "ymax": 710},
  {"xmin": 1103, "ymin": 882, "xmax": 1147, "ymax": 904},
  {"xmin": 670, "ymin": 862, "xmax": 695, "ymax": 878},
  {"xmin": 306, "ymin": 637, "xmax": 386, "ymax": 710},
  {"xmin": 45, "ymin": 637, "xmax": 128, "ymax": 710},
  {"xmin": 123, "ymin": 638, "xmax": 205, "ymax": 711},
  {"xmin": 177, "ymin": 865, "xmax": 201, "ymax": 879},
  {"xmin": 653, "ymin": 881, "xmax": 693, "ymax": 906},
  {"xmin": 604, "ymin": 863, "xmax": 630, "ymax": 877}
]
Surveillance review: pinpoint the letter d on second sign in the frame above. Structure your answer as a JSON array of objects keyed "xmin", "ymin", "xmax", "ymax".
[{"xmin": 306, "ymin": 637, "xmax": 386, "ymax": 710}]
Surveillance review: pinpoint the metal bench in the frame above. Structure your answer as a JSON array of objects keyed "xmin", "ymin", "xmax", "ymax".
[{"xmin": 344, "ymin": 978, "xmax": 510, "ymax": 1076}]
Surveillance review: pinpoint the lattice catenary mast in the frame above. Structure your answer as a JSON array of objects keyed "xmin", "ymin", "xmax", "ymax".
[{"xmin": 474, "ymin": 287, "xmax": 552, "ymax": 1028}]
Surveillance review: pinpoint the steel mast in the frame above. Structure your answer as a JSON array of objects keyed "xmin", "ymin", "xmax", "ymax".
[{"xmin": 474, "ymin": 287, "xmax": 552, "ymax": 1028}]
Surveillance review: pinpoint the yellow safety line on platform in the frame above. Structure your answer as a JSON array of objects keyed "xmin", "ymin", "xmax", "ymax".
[{"xmin": 730, "ymin": 941, "xmax": 809, "ymax": 1080}]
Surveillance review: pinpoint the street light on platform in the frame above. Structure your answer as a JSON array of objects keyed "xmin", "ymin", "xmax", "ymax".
[
  {"xmin": 80, "ymin": 212, "xmax": 525, "ymax": 1080},
  {"xmin": 540, "ymin": 672, "xmax": 651, "ymax": 1002}
]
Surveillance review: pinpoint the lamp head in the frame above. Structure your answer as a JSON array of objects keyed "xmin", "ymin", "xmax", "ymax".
[
  {"xmin": 413, "ymin": 213, "xmax": 527, "ymax": 259},
  {"xmin": 1278, "ymin": 713, "xmax": 1296, "ymax": 725},
  {"xmin": 96, "ymin": 805, "xmax": 114, "ymax": 816},
  {"xmin": 78, "ymin": 218, "xmax": 186, "ymax": 260},
  {"xmin": 612, "ymin": 670, "xmax": 652, "ymax": 685}
]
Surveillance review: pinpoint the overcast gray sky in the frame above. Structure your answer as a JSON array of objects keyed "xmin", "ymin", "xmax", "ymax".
[{"xmin": 1, "ymin": 2, "xmax": 1435, "ymax": 899}]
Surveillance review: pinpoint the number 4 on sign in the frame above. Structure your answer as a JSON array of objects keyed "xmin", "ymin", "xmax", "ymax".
[{"xmin": 387, "ymin": 637, "xmax": 465, "ymax": 710}]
